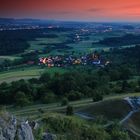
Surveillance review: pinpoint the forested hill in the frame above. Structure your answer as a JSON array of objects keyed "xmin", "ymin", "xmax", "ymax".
[
  {"xmin": 107, "ymin": 45, "xmax": 140, "ymax": 67},
  {"xmin": 97, "ymin": 34, "xmax": 140, "ymax": 47},
  {"xmin": 0, "ymin": 28, "xmax": 73, "ymax": 55},
  {"xmin": 0, "ymin": 30, "xmax": 41, "ymax": 55}
]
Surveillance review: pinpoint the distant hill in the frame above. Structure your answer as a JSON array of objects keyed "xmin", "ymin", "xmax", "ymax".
[
  {"xmin": 96, "ymin": 34, "xmax": 140, "ymax": 47},
  {"xmin": 0, "ymin": 18, "xmax": 15, "ymax": 24},
  {"xmin": 0, "ymin": 18, "xmax": 57, "ymax": 25}
]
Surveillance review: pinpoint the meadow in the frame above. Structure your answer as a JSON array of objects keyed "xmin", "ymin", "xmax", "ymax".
[
  {"xmin": 8, "ymin": 92, "xmax": 140, "ymax": 118},
  {"xmin": 0, "ymin": 67, "xmax": 67, "ymax": 83}
]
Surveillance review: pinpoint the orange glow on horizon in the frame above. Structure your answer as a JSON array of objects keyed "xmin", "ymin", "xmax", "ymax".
[{"xmin": 1, "ymin": 0, "xmax": 140, "ymax": 21}]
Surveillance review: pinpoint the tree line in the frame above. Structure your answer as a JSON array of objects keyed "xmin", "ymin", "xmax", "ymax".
[{"xmin": 0, "ymin": 65, "xmax": 139, "ymax": 107}]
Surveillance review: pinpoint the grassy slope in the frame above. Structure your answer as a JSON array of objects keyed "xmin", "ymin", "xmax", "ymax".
[
  {"xmin": 8, "ymin": 92, "xmax": 140, "ymax": 120},
  {"xmin": 7, "ymin": 92, "xmax": 140, "ymax": 137},
  {"xmin": 8, "ymin": 98, "xmax": 94, "ymax": 119},
  {"xmin": 77, "ymin": 99, "xmax": 131, "ymax": 120},
  {"xmin": 0, "ymin": 68, "xmax": 43, "ymax": 83},
  {"xmin": 0, "ymin": 56, "xmax": 21, "ymax": 61},
  {"xmin": 0, "ymin": 67, "xmax": 67, "ymax": 83}
]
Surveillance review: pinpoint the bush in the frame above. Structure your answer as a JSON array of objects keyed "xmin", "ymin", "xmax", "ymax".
[
  {"xmin": 67, "ymin": 91, "xmax": 82, "ymax": 101},
  {"xmin": 14, "ymin": 91, "xmax": 31, "ymax": 107},
  {"xmin": 41, "ymin": 92, "xmax": 56, "ymax": 104},
  {"xmin": 111, "ymin": 129, "xmax": 130, "ymax": 140},
  {"xmin": 66, "ymin": 105, "xmax": 74, "ymax": 116},
  {"xmin": 41, "ymin": 113, "xmax": 111, "ymax": 140},
  {"xmin": 92, "ymin": 91, "xmax": 103, "ymax": 102},
  {"xmin": 61, "ymin": 98, "xmax": 69, "ymax": 106},
  {"xmin": 39, "ymin": 72, "xmax": 51, "ymax": 83}
]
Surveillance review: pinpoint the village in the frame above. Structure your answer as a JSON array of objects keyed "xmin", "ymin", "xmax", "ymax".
[{"xmin": 39, "ymin": 53, "xmax": 110, "ymax": 68}]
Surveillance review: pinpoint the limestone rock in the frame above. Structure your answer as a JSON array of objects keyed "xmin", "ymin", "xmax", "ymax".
[{"xmin": 0, "ymin": 112, "xmax": 34, "ymax": 140}]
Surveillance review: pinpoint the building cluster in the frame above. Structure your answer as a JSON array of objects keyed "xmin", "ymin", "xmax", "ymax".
[{"xmin": 39, "ymin": 53, "xmax": 110, "ymax": 67}]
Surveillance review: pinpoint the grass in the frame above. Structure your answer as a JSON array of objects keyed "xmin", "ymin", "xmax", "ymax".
[
  {"xmin": 39, "ymin": 49, "xmax": 69, "ymax": 57},
  {"xmin": 105, "ymin": 92, "xmax": 140, "ymax": 100},
  {"xmin": 28, "ymin": 38, "xmax": 60, "ymax": 51},
  {"xmin": 26, "ymin": 30, "xmax": 128, "ymax": 56},
  {"xmin": 0, "ymin": 56, "xmax": 21, "ymax": 61},
  {"xmin": 89, "ymin": 31, "xmax": 125, "ymax": 42},
  {"xmin": 7, "ymin": 92, "xmax": 140, "ymax": 120},
  {"xmin": 69, "ymin": 41, "xmax": 92, "ymax": 53},
  {"xmin": 78, "ymin": 99, "xmax": 131, "ymax": 120},
  {"xmin": 28, "ymin": 31, "xmax": 122, "ymax": 55},
  {"xmin": 7, "ymin": 98, "xmax": 94, "ymax": 120},
  {"xmin": 0, "ymin": 67, "xmax": 67, "ymax": 83},
  {"xmin": 28, "ymin": 35, "xmax": 69, "ymax": 51},
  {"xmin": 43, "ymin": 67, "xmax": 68, "ymax": 75},
  {"xmin": 0, "ymin": 68, "xmax": 43, "ymax": 83},
  {"xmin": 68, "ymin": 41, "xmax": 105, "ymax": 54}
]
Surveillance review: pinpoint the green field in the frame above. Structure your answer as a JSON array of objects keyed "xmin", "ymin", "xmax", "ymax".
[
  {"xmin": 0, "ymin": 68, "xmax": 43, "ymax": 83},
  {"xmin": 0, "ymin": 67, "xmax": 67, "ymax": 83},
  {"xmin": 0, "ymin": 56, "xmax": 21, "ymax": 61},
  {"xmin": 78, "ymin": 99, "xmax": 131, "ymax": 120},
  {"xmin": 28, "ymin": 34, "xmax": 69, "ymax": 51},
  {"xmin": 7, "ymin": 92, "xmax": 140, "ymax": 120},
  {"xmin": 69, "ymin": 41, "xmax": 111, "ymax": 54},
  {"xmin": 28, "ymin": 31, "xmax": 121, "ymax": 55},
  {"xmin": 25, "ymin": 30, "xmax": 132, "ymax": 57}
]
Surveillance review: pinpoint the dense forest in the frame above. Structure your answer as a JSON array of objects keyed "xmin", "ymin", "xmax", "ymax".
[
  {"xmin": 0, "ymin": 28, "xmax": 73, "ymax": 55},
  {"xmin": 97, "ymin": 34, "xmax": 140, "ymax": 47},
  {"xmin": 0, "ymin": 66, "xmax": 139, "ymax": 106},
  {"xmin": 0, "ymin": 30, "xmax": 42, "ymax": 55},
  {"xmin": 104, "ymin": 45, "xmax": 140, "ymax": 77}
]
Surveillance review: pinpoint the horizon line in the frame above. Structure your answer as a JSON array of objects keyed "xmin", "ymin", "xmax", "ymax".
[{"xmin": 0, "ymin": 17, "xmax": 140, "ymax": 23}]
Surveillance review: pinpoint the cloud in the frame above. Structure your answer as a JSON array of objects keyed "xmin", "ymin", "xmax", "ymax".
[
  {"xmin": 122, "ymin": 4, "xmax": 140, "ymax": 9},
  {"xmin": 87, "ymin": 8, "xmax": 103, "ymax": 12},
  {"xmin": 46, "ymin": 11, "xmax": 71, "ymax": 15}
]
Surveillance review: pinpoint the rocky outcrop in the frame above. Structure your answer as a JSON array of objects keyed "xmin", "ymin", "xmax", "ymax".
[
  {"xmin": 0, "ymin": 112, "xmax": 34, "ymax": 140},
  {"xmin": 18, "ymin": 122, "xmax": 34, "ymax": 140}
]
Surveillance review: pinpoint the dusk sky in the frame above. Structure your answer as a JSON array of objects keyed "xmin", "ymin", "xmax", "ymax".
[{"xmin": 1, "ymin": 0, "xmax": 140, "ymax": 21}]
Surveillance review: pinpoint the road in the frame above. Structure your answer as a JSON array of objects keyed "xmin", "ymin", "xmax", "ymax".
[{"xmin": 74, "ymin": 112, "xmax": 95, "ymax": 120}]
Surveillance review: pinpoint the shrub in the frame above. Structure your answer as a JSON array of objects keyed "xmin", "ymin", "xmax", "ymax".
[
  {"xmin": 61, "ymin": 98, "xmax": 69, "ymax": 106},
  {"xmin": 14, "ymin": 91, "xmax": 31, "ymax": 107},
  {"xmin": 67, "ymin": 91, "xmax": 82, "ymax": 101},
  {"xmin": 92, "ymin": 93, "xmax": 103, "ymax": 102},
  {"xmin": 66, "ymin": 105, "xmax": 74, "ymax": 116},
  {"xmin": 41, "ymin": 92, "xmax": 56, "ymax": 104}
]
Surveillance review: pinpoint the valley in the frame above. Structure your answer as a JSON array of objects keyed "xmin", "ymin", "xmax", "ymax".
[{"xmin": 0, "ymin": 20, "xmax": 140, "ymax": 139}]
